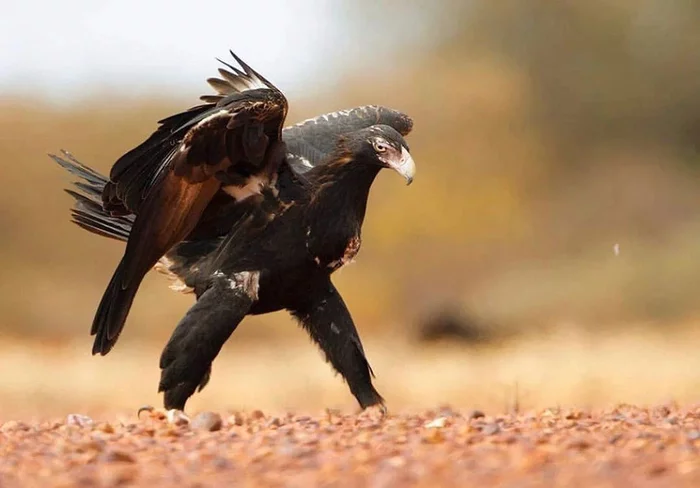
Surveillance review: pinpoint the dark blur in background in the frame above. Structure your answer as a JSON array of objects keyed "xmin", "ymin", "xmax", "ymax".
[{"xmin": 2, "ymin": 1, "xmax": 700, "ymax": 415}]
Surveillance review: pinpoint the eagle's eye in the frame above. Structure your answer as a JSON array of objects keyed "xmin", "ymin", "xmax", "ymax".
[{"xmin": 373, "ymin": 141, "xmax": 389, "ymax": 153}]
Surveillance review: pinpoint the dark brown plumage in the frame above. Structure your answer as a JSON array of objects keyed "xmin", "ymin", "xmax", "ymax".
[{"xmin": 51, "ymin": 50, "xmax": 416, "ymax": 413}]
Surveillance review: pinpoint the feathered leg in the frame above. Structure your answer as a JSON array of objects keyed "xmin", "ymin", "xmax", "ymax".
[
  {"xmin": 156, "ymin": 270, "xmax": 259, "ymax": 414},
  {"xmin": 290, "ymin": 278, "xmax": 385, "ymax": 411}
]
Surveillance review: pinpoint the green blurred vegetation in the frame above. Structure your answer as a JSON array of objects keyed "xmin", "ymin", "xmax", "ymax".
[{"xmin": 2, "ymin": 1, "xmax": 700, "ymax": 347}]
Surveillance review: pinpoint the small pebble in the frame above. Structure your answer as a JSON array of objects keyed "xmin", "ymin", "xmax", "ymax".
[
  {"xmin": 228, "ymin": 412, "xmax": 245, "ymax": 426},
  {"xmin": 2, "ymin": 404, "xmax": 699, "ymax": 486},
  {"xmin": 250, "ymin": 410, "xmax": 266, "ymax": 421},
  {"xmin": 191, "ymin": 412, "xmax": 223, "ymax": 432},
  {"xmin": 566, "ymin": 438, "xmax": 592, "ymax": 450},
  {"xmin": 100, "ymin": 449, "xmax": 136, "ymax": 463},
  {"xmin": 95, "ymin": 422, "xmax": 115, "ymax": 434},
  {"xmin": 66, "ymin": 414, "xmax": 94, "ymax": 427},
  {"xmin": 686, "ymin": 430, "xmax": 700, "ymax": 442},
  {"xmin": 425, "ymin": 417, "xmax": 448, "ymax": 429},
  {"xmin": 469, "ymin": 410, "xmax": 486, "ymax": 420},
  {"xmin": 1, "ymin": 420, "xmax": 30, "ymax": 432}
]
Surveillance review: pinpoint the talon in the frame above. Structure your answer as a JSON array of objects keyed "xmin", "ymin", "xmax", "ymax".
[
  {"xmin": 166, "ymin": 409, "xmax": 190, "ymax": 425},
  {"xmin": 137, "ymin": 405, "xmax": 155, "ymax": 419}
]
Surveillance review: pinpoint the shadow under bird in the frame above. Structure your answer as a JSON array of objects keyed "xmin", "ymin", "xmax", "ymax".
[{"xmin": 51, "ymin": 50, "xmax": 416, "ymax": 416}]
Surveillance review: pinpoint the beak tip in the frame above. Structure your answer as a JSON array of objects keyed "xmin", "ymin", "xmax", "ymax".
[{"xmin": 390, "ymin": 146, "xmax": 416, "ymax": 186}]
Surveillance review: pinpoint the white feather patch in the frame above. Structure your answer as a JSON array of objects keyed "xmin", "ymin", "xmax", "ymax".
[
  {"xmin": 153, "ymin": 256, "xmax": 194, "ymax": 294},
  {"xmin": 211, "ymin": 269, "xmax": 261, "ymax": 300},
  {"xmin": 291, "ymin": 105, "xmax": 376, "ymax": 128},
  {"xmin": 198, "ymin": 109, "xmax": 230, "ymax": 125}
]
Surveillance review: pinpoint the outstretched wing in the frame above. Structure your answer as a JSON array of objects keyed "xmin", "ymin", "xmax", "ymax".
[
  {"xmin": 104, "ymin": 52, "xmax": 287, "ymax": 216},
  {"xmin": 282, "ymin": 105, "xmax": 413, "ymax": 174},
  {"xmin": 92, "ymin": 52, "xmax": 288, "ymax": 355}
]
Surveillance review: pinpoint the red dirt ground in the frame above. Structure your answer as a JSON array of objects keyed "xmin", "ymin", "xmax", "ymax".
[{"xmin": 2, "ymin": 404, "xmax": 700, "ymax": 487}]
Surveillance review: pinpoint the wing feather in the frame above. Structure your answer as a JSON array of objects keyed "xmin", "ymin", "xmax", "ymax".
[{"xmin": 90, "ymin": 51, "xmax": 288, "ymax": 355}]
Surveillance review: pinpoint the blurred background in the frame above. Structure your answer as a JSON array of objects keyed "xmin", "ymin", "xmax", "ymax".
[{"xmin": 2, "ymin": 0, "xmax": 700, "ymax": 418}]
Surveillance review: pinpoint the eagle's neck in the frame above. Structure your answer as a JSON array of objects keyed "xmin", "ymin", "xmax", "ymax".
[
  {"xmin": 311, "ymin": 159, "xmax": 380, "ymax": 225},
  {"xmin": 304, "ymin": 159, "xmax": 381, "ymax": 267}
]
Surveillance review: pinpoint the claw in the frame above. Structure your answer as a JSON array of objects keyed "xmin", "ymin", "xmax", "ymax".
[{"xmin": 137, "ymin": 405, "xmax": 156, "ymax": 419}]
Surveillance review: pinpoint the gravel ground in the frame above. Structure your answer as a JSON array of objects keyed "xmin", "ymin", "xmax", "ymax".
[{"xmin": 2, "ymin": 404, "xmax": 700, "ymax": 487}]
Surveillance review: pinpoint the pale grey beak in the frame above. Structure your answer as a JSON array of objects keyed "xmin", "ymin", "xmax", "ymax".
[{"xmin": 388, "ymin": 146, "xmax": 416, "ymax": 185}]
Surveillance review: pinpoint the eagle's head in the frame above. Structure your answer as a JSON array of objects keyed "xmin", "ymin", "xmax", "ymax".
[{"xmin": 346, "ymin": 125, "xmax": 416, "ymax": 185}]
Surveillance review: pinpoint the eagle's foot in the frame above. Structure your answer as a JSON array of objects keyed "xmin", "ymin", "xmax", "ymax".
[
  {"xmin": 357, "ymin": 403, "xmax": 388, "ymax": 423},
  {"xmin": 166, "ymin": 409, "xmax": 191, "ymax": 425},
  {"xmin": 137, "ymin": 405, "xmax": 190, "ymax": 425}
]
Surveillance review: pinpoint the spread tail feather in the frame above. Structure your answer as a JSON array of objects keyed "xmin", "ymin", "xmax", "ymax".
[
  {"xmin": 50, "ymin": 150, "xmax": 134, "ymax": 242},
  {"xmin": 51, "ymin": 150, "xmax": 141, "ymax": 354},
  {"xmin": 91, "ymin": 259, "xmax": 142, "ymax": 355}
]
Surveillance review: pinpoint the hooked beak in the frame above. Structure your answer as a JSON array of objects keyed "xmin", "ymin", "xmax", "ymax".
[{"xmin": 386, "ymin": 146, "xmax": 416, "ymax": 185}]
